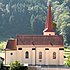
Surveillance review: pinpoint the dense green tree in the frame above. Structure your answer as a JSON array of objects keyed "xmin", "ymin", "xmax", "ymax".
[{"xmin": 52, "ymin": 1, "xmax": 70, "ymax": 45}]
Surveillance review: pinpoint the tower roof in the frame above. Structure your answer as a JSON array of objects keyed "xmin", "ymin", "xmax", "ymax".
[
  {"xmin": 5, "ymin": 40, "xmax": 17, "ymax": 50},
  {"xmin": 43, "ymin": 2, "xmax": 54, "ymax": 32}
]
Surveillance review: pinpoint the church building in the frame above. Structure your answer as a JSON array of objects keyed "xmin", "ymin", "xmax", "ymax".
[{"xmin": 5, "ymin": 2, "xmax": 64, "ymax": 65}]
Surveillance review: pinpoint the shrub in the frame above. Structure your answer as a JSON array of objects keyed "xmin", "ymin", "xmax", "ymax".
[
  {"xmin": 0, "ymin": 62, "xmax": 7, "ymax": 70},
  {"xmin": 65, "ymin": 56, "xmax": 70, "ymax": 67},
  {"xmin": 10, "ymin": 61, "xmax": 28, "ymax": 70}
]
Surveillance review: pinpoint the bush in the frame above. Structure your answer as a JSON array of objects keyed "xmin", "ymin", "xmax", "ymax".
[
  {"xmin": 0, "ymin": 62, "xmax": 7, "ymax": 70},
  {"xmin": 10, "ymin": 61, "xmax": 28, "ymax": 70},
  {"xmin": 65, "ymin": 56, "xmax": 70, "ymax": 67}
]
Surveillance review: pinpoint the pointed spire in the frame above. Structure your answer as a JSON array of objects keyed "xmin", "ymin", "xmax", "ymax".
[{"xmin": 43, "ymin": 1, "xmax": 54, "ymax": 32}]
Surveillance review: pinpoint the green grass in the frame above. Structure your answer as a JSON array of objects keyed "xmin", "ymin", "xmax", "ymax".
[{"xmin": 64, "ymin": 48, "xmax": 70, "ymax": 58}]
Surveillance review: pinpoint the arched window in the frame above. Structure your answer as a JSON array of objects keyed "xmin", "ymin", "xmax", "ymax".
[
  {"xmin": 39, "ymin": 52, "xmax": 42, "ymax": 59},
  {"xmin": 25, "ymin": 51, "xmax": 29, "ymax": 59},
  {"xmin": 53, "ymin": 52, "xmax": 56, "ymax": 59}
]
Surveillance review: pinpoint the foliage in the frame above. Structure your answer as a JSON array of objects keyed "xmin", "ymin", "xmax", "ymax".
[
  {"xmin": 10, "ymin": 61, "xmax": 27, "ymax": 70},
  {"xmin": 0, "ymin": 41, "xmax": 7, "ymax": 49},
  {"xmin": 65, "ymin": 56, "xmax": 70, "ymax": 67},
  {"xmin": 0, "ymin": 60, "xmax": 6, "ymax": 70},
  {"xmin": 10, "ymin": 61, "xmax": 21, "ymax": 70},
  {"xmin": 52, "ymin": 0, "xmax": 70, "ymax": 45}
]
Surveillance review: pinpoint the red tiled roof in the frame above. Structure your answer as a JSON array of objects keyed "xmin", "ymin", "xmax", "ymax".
[
  {"xmin": 16, "ymin": 35, "xmax": 64, "ymax": 46},
  {"xmin": 5, "ymin": 40, "xmax": 17, "ymax": 50}
]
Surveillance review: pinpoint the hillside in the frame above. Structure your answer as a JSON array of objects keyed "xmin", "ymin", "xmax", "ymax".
[{"xmin": 0, "ymin": 0, "xmax": 70, "ymax": 46}]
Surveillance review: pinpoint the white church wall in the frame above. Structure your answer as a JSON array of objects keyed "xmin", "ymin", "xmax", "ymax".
[
  {"xmin": 36, "ymin": 48, "xmax": 45, "ymax": 65},
  {"xmin": 49, "ymin": 47, "xmax": 59, "ymax": 65},
  {"xmin": 6, "ymin": 45, "xmax": 64, "ymax": 65},
  {"xmin": 17, "ymin": 45, "xmax": 36, "ymax": 65},
  {"xmin": 59, "ymin": 50, "xmax": 64, "ymax": 65},
  {"xmin": 45, "ymin": 50, "xmax": 49, "ymax": 65},
  {"xmin": 43, "ymin": 32, "xmax": 55, "ymax": 35},
  {"xmin": 17, "ymin": 49, "xmax": 23, "ymax": 64},
  {"xmin": 5, "ymin": 50, "xmax": 17, "ymax": 65},
  {"xmin": 31, "ymin": 49, "xmax": 35, "ymax": 65},
  {"xmin": 22, "ymin": 47, "xmax": 32, "ymax": 64}
]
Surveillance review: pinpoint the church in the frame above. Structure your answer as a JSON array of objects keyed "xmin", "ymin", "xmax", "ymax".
[{"xmin": 5, "ymin": 2, "xmax": 64, "ymax": 65}]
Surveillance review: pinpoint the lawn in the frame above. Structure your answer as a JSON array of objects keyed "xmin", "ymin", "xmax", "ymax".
[{"xmin": 64, "ymin": 48, "xmax": 70, "ymax": 57}]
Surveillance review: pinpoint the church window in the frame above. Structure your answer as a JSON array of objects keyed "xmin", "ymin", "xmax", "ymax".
[
  {"xmin": 32, "ymin": 48, "xmax": 36, "ymax": 50},
  {"xmin": 10, "ymin": 53, "xmax": 13, "ymax": 55},
  {"xmin": 39, "ymin": 52, "xmax": 42, "ymax": 59},
  {"xmin": 18, "ymin": 48, "xmax": 22, "ymax": 50},
  {"xmin": 49, "ymin": 34, "xmax": 51, "ymax": 35},
  {"xmin": 45, "ymin": 48, "xmax": 49, "ymax": 50},
  {"xmin": 59, "ymin": 48, "xmax": 64, "ymax": 50},
  {"xmin": 53, "ymin": 52, "xmax": 56, "ymax": 59},
  {"xmin": 25, "ymin": 51, "xmax": 29, "ymax": 59}
]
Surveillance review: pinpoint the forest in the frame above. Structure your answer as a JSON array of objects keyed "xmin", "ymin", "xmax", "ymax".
[{"xmin": 0, "ymin": 0, "xmax": 70, "ymax": 46}]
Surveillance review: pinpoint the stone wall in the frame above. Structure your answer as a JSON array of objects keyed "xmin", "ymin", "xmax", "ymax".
[{"xmin": 28, "ymin": 66, "xmax": 41, "ymax": 70}]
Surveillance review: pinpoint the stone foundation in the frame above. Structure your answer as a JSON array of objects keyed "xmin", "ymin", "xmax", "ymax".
[{"xmin": 28, "ymin": 66, "xmax": 41, "ymax": 70}]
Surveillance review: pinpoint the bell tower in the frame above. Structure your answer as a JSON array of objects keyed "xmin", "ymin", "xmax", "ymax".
[{"xmin": 43, "ymin": 1, "xmax": 55, "ymax": 35}]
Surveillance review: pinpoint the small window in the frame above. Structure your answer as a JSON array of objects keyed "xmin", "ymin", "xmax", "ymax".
[
  {"xmin": 59, "ymin": 48, "xmax": 64, "ymax": 50},
  {"xmin": 32, "ymin": 48, "xmax": 36, "ymax": 50},
  {"xmin": 25, "ymin": 51, "xmax": 29, "ymax": 59},
  {"xmin": 10, "ymin": 53, "xmax": 13, "ymax": 55},
  {"xmin": 53, "ymin": 52, "xmax": 56, "ymax": 59},
  {"xmin": 39, "ymin": 52, "xmax": 42, "ymax": 59},
  {"xmin": 45, "ymin": 48, "xmax": 49, "ymax": 50},
  {"xmin": 18, "ymin": 48, "xmax": 22, "ymax": 50},
  {"xmin": 49, "ymin": 34, "xmax": 51, "ymax": 35}
]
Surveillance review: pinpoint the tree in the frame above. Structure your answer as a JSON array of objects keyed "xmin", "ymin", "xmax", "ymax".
[{"xmin": 52, "ymin": 1, "xmax": 70, "ymax": 45}]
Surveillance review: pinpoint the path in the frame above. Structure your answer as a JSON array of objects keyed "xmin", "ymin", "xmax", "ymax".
[{"xmin": 41, "ymin": 68, "xmax": 70, "ymax": 70}]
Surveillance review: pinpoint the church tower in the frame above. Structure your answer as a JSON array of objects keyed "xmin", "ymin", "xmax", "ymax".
[{"xmin": 43, "ymin": 1, "xmax": 55, "ymax": 35}]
